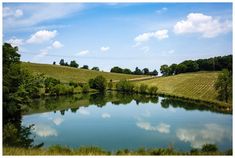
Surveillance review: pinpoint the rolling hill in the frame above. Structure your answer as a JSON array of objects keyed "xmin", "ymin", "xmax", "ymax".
[
  {"xmin": 135, "ymin": 71, "xmax": 231, "ymax": 106},
  {"xmin": 21, "ymin": 62, "xmax": 146, "ymax": 83}
]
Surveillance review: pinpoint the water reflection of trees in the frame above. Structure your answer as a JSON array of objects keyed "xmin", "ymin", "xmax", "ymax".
[{"xmin": 160, "ymin": 98, "xmax": 230, "ymax": 114}]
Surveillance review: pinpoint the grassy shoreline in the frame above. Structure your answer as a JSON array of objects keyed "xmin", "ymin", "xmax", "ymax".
[{"xmin": 3, "ymin": 146, "xmax": 232, "ymax": 156}]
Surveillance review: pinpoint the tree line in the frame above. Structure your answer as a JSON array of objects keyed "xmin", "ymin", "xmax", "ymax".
[
  {"xmin": 56, "ymin": 59, "xmax": 100, "ymax": 71},
  {"xmin": 160, "ymin": 55, "xmax": 232, "ymax": 76},
  {"xmin": 110, "ymin": 66, "xmax": 158, "ymax": 76}
]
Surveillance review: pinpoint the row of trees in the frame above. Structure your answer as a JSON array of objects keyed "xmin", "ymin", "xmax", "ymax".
[
  {"xmin": 110, "ymin": 66, "xmax": 158, "ymax": 76},
  {"xmin": 160, "ymin": 55, "xmax": 232, "ymax": 76},
  {"xmin": 56, "ymin": 59, "xmax": 100, "ymax": 71}
]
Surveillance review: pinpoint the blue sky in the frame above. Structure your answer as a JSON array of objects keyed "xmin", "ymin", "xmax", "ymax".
[{"xmin": 3, "ymin": 3, "xmax": 232, "ymax": 72}]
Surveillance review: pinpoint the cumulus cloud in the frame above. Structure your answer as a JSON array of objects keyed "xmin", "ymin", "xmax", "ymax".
[
  {"xmin": 134, "ymin": 29, "xmax": 168, "ymax": 44},
  {"xmin": 174, "ymin": 13, "xmax": 232, "ymax": 38},
  {"xmin": 101, "ymin": 113, "xmax": 111, "ymax": 119},
  {"xmin": 176, "ymin": 123, "xmax": 229, "ymax": 148},
  {"xmin": 6, "ymin": 37, "xmax": 24, "ymax": 47},
  {"xmin": 136, "ymin": 121, "xmax": 170, "ymax": 134},
  {"xmin": 52, "ymin": 41, "xmax": 63, "ymax": 49},
  {"xmin": 27, "ymin": 30, "xmax": 57, "ymax": 44},
  {"xmin": 100, "ymin": 46, "xmax": 110, "ymax": 52},
  {"xmin": 3, "ymin": 7, "xmax": 23, "ymax": 18},
  {"xmin": 33, "ymin": 123, "xmax": 58, "ymax": 137},
  {"xmin": 76, "ymin": 50, "xmax": 90, "ymax": 56},
  {"xmin": 78, "ymin": 108, "xmax": 90, "ymax": 115},
  {"xmin": 52, "ymin": 117, "xmax": 63, "ymax": 126}
]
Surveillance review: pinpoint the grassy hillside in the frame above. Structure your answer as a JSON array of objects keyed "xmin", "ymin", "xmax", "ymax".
[
  {"xmin": 21, "ymin": 62, "xmax": 146, "ymax": 83},
  {"xmin": 136, "ymin": 71, "xmax": 231, "ymax": 106}
]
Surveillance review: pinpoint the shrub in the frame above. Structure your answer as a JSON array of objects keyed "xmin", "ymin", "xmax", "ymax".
[
  {"xmin": 139, "ymin": 84, "xmax": 148, "ymax": 94},
  {"xmin": 82, "ymin": 84, "xmax": 90, "ymax": 93},
  {"xmin": 148, "ymin": 86, "xmax": 158, "ymax": 95},
  {"xmin": 44, "ymin": 77, "xmax": 60, "ymax": 93},
  {"xmin": 201, "ymin": 144, "xmax": 218, "ymax": 152},
  {"xmin": 116, "ymin": 80, "xmax": 134, "ymax": 92},
  {"xmin": 69, "ymin": 81, "xmax": 78, "ymax": 88},
  {"xmin": 50, "ymin": 84, "xmax": 74, "ymax": 96},
  {"xmin": 88, "ymin": 75, "xmax": 107, "ymax": 92},
  {"xmin": 108, "ymin": 80, "xmax": 113, "ymax": 90}
]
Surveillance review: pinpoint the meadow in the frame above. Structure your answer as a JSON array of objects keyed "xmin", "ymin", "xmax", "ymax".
[{"xmin": 22, "ymin": 62, "xmax": 146, "ymax": 83}]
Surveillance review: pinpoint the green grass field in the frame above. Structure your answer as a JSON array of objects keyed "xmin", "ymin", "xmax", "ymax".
[
  {"xmin": 136, "ymin": 71, "xmax": 231, "ymax": 106},
  {"xmin": 22, "ymin": 62, "xmax": 146, "ymax": 83}
]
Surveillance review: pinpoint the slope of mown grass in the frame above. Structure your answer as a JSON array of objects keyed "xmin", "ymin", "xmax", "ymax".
[
  {"xmin": 136, "ymin": 71, "xmax": 231, "ymax": 106},
  {"xmin": 21, "ymin": 62, "xmax": 146, "ymax": 83}
]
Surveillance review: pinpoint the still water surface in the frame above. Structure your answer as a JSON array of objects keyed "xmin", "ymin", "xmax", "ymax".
[{"xmin": 22, "ymin": 93, "xmax": 232, "ymax": 152}]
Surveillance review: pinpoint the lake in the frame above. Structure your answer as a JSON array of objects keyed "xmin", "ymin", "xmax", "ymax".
[{"xmin": 22, "ymin": 92, "xmax": 232, "ymax": 152}]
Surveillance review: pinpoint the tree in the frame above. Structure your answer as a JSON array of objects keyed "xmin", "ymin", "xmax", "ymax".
[
  {"xmin": 91, "ymin": 67, "xmax": 99, "ymax": 71},
  {"xmin": 81, "ymin": 65, "xmax": 89, "ymax": 69},
  {"xmin": 110, "ymin": 66, "xmax": 123, "ymax": 73},
  {"xmin": 150, "ymin": 69, "xmax": 158, "ymax": 76},
  {"xmin": 214, "ymin": 69, "xmax": 232, "ymax": 102},
  {"xmin": 134, "ymin": 67, "xmax": 142, "ymax": 75},
  {"xmin": 175, "ymin": 64, "xmax": 187, "ymax": 74},
  {"xmin": 88, "ymin": 75, "xmax": 107, "ymax": 92},
  {"xmin": 64, "ymin": 62, "xmax": 69, "ymax": 66},
  {"xmin": 142, "ymin": 68, "xmax": 149, "ymax": 75},
  {"xmin": 169, "ymin": 64, "xmax": 177, "ymax": 75},
  {"xmin": 160, "ymin": 64, "xmax": 170, "ymax": 76},
  {"xmin": 123, "ymin": 68, "xmax": 132, "ymax": 74},
  {"xmin": 181, "ymin": 60, "xmax": 199, "ymax": 72},
  {"xmin": 70, "ymin": 60, "xmax": 79, "ymax": 68},
  {"xmin": 53, "ymin": 61, "xmax": 56, "ymax": 65},
  {"xmin": 59, "ymin": 59, "xmax": 65, "ymax": 66}
]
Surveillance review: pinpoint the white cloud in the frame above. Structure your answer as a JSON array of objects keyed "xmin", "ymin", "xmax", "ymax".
[
  {"xmin": 33, "ymin": 123, "xmax": 58, "ymax": 137},
  {"xmin": 136, "ymin": 121, "xmax": 170, "ymax": 134},
  {"xmin": 78, "ymin": 108, "xmax": 90, "ymax": 115},
  {"xmin": 100, "ymin": 46, "xmax": 110, "ymax": 52},
  {"xmin": 52, "ymin": 117, "xmax": 63, "ymax": 126},
  {"xmin": 174, "ymin": 13, "xmax": 232, "ymax": 38},
  {"xmin": 134, "ymin": 29, "xmax": 168, "ymax": 44},
  {"xmin": 6, "ymin": 37, "xmax": 24, "ymax": 47},
  {"xmin": 3, "ymin": 4, "xmax": 84, "ymax": 30},
  {"xmin": 27, "ymin": 30, "xmax": 57, "ymax": 44},
  {"xmin": 176, "ymin": 123, "xmax": 229, "ymax": 148},
  {"xmin": 140, "ymin": 46, "xmax": 150, "ymax": 53},
  {"xmin": 101, "ymin": 113, "xmax": 111, "ymax": 119},
  {"xmin": 76, "ymin": 50, "xmax": 90, "ymax": 56},
  {"xmin": 156, "ymin": 7, "xmax": 168, "ymax": 14},
  {"xmin": 52, "ymin": 41, "xmax": 63, "ymax": 49},
  {"xmin": 3, "ymin": 7, "xmax": 23, "ymax": 18}
]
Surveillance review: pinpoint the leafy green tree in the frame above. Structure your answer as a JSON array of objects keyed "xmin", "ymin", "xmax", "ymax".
[
  {"xmin": 142, "ymin": 68, "xmax": 149, "ymax": 75},
  {"xmin": 116, "ymin": 80, "xmax": 135, "ymax": 92},
  {"xmin": 70, "ymin": 60, "xmax": 79, "ymax": 68},
  {"xmin": 53, "ymin": 61, "xmax": 56, "ymax": 65},
  {"xmin": 169, "ymin": 64, "xmax": 177, "ymax": 75},
  {"xmin": 214, "ymin": 69, "xmax": 232, "ymax": 102},
  {"xmin": 110, "ymin": 66, "xmax": 123, "ymax": 73},
  {"xmin": 44, "ymin": 77, "xmax": 60, "ymax": 93},
  {"xmin": 89, "ymin": 75, "xmax": 107, "ymax": 92},
  {"xmin": 91, "ymin": 67, "xmax": 99, "ymax": 71},
  {"xmin": 134, "ymin": 67, "xmax": 143, "ymax": 75},
  {"xmin": 123, "ymin": 68, "xmax": 132, "ymax": 74},
  {"xmin": 175, "ymin": 64, "xmax": 187, "ymax": 74},
  {"xmin": 59, "ymin": 59, "xmax": 65, "ymax": 66},
  {"xmin": 150, "ymin": 69, "xmax": 158, "ymax": 76},
  {"xmin": 81, "ymin": 65, "xmax": 89, "ymax": 69},
  {"xmin": 160, "ymin": 64, "xmax": 170, "ymax": 76}
]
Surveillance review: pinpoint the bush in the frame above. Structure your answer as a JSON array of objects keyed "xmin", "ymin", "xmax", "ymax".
[
  {"xmin": 88, "ymin": 75, "xmax": 107, "ymax": 92},
  {"xmin": 50, "ymin": 84, "xmax": 74, "ymax": 96},
  {"xmin": 116, "ymin": 80, "xmax": 134, "ymax": 92},
  {"xmin": 44, "ymin": 77, "xmax": 60, "ymax": 93},
  {"xmin": 148, "ymin": 86, "xmax": 158, "ymax": 95},
  {"xmin": 108, "ymin": 80, "xmax": 113, "ymax": 90},
  {"xmin": 201, "ymin": 144, "xmax": 218, "ymax": 152},
  {"xmin": 69, "ymin": 81, "xmax": 78, "ymax": 88},
  {"xmin": 82, "ymin": 84, "xmax": 90, "ymax": 93},
  {"xmin": 139, "ymin": 84, "xmax": 148, "ymax": 94}
]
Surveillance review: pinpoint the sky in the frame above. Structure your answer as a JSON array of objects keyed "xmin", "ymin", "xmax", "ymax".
[{"xmin": 3, "ymin": 3, "xmax": 233, "ymax": 72}]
